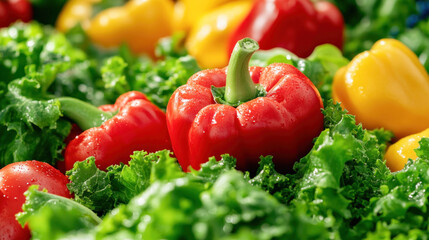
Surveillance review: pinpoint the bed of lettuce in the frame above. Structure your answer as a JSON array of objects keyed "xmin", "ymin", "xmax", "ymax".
[
  {"xmin": 16, "ymin": 102, "xmax": 429, "ymax": 240},
  {"xmin": 2, "ymin": 8, "xmax": 429, "ymax": 239}
]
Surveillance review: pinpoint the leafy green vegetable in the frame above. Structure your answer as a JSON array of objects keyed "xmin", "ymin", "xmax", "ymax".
[
  {"xmin": 0, "ymin": 22, "xmax": 106, "ymax": 106},
  {"xmin": 415, "ymin": 138, "xmax": 429, "ymax": 159},
  {"xmin": 65, "ymin": 157, "xmax": 116, "ymax": 215},
  {"xmin": 100, "ymin": 52, "xmax": 200, "ymax": 110},
  {"xmin": 16, "ymin": 186, "xmax": 101, "ymax": 240},
  {"xmin": 100, "ymin": 56, "xmax": 131, "ymax": 100},
  {"xmin": 70, "ymin": 171, "xmax": 328, "ymax": 240},
  {"xmin": 249, "ymin": 156, "xmax": 296, "ymax": 205},
  {"xmin": 289, "ymin": 101, "xmax": 393, "ymax": 237},
  {"xmin": 191, "ymin": 172, "xmax": 327, "ymax": 240},
  {"xmin": 22, "ymin": 154, "xmax": 330, "ymax": 240},
  {"xmin": 96, "ymin": 177, "xmax": 204, "ymax": 239},
  {"xmin": 189, "ymin": 154, "xmax": 237, "ymax": 187},
  {"xmin": 66, "ymin": 150, "xmax": 182, "ymax": 215},
  {"xmin": 352, "ymin": 138, "xmax": 429, "ymax": 239},
  {"xmin": 67, "ymin": 151, "xmax": 241, "ymax": 215},
  {"xmin": 0, "ymin": 22, "xmax": 105, "ymax": 167},
  {"xmin": 0, "ymin": 67, "xmax": 71, "ymax": 167}
]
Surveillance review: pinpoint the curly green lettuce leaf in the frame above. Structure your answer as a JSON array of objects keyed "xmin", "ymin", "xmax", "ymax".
[
  {"xmin": 96, "ymin": 177, "xmax": 204, "ymax": 239},
  {"xmin": 0, "ymin": 69, "xmax": 71, "ymax": 167},
  {"xmin": 415, "ymin": 138, "xmax": 429, "ymax": 159},
  {"xmin": 249, "ymin": 155, "xmax": 297, "ymax": 205},
  {"xmin": 100, "ymin": 56, "xmax": 131, "ymax": 100},
  {"xmin": 95, "ymin": 33, "xmax": 200, "ymax": 109},
  {"xmin": 290, "ymin": 101, "xmax": 393, "ymax": 237},
  {"xmin": 67, "ymin": 150, "xmax": 241, "ymax": 216},
  {"xmin": 0, "ymin": 22, "xmax": 46, "ymax": 85},
  {"xmin": 21, "ymin": 152, "xmax": 333, "ymax": 240},
  {"xmin": 16, "ymin": 186, "xmax": 101, "ymax": 240},
  {"xmin": 65, "ymin": 157, "xmax": 116, "ymax": 215},
  {"xmin": 94, "ymin": 171, "xmax": 329, "ymax": 240},
  {"xmin": 294, "ymin": 130, "xmax": 356, "ymax": 219},
  {"xmin": 196, "ymin": 172, "xmax": 329, "ymax": 240},
  {"xmin": 139, "ymin": 55, "xmax": 201, "ymax": 110},
  {"xmin": 100, "ymin": 53, "xmax": 200, "ymax": 110},
  {"xmin": 0, "ymin": 22, "xmax": 86, "ymax": 85},
  {"xmin": 0, "ymin": 22, "xmax": 108, "ymax": 106},
  {"xmin": 352, "ymin": 138, "xmax": 429, "ymax": 238},
  {"xmin": 66, "ymin": 150, "xmax": 184, "ymax": 215},
  {"xmin": 189, "ymin": 154, "xmax": 237, "ymax": 187}
]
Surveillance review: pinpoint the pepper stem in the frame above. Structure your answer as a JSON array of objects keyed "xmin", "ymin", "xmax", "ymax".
[
  {"xmin": 57, "ymin": 97, "xmax": 115, "ymax": 131},
  {"xmin": 224, "ymin": 38, "xmax": 259, "ymax": 105}
]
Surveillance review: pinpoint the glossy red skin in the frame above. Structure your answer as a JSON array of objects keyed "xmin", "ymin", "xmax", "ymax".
[
  {"xmin": 228, "ymin": 0, "xmax": 344, "ymax": 58},
  {"xmin": 0, "ymin": 161, "xmax": 72, "ymax": 240},
  {"xmin": 166, "ymin": 64, "xmax": 324, "ymax": 172},
  {"xmin": 0, "ymin": 0, "xmax": 32, "ymax": 28},
  {"xmin": 64, "ymin": 91, "xmax": 172, "ymax": 171}
]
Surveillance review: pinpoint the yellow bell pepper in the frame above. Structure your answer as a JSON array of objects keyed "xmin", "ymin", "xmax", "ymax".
[
  {"xmin": 385, "ymin": 128, "xmax": 429, "ymax": 172},
  {"xmin": 56, "ymin": 0, "xmax": 174, "ymax": 57},
  {"xmin": 56, "ymin": 0, "xmax": 99, "ymax": 32},
  {"xmin": 333, "ymin": 39, "xmax": 429, "ymax": 139},
  {"xmin": 185, "ymin": 1, "xmax": 253, "ymax": 69},
  {"xmin": 174, "ymin": 0, "xmax": 244, "ymax": 32}
]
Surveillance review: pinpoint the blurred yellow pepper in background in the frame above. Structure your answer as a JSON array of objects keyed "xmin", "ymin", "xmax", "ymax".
[
  {"xmin": 56, "ymin": 0, "xmax": 174, "ymax": 58},
  {"xmin": 333, "ymin": 39, "xmax": 429, "ymax": 139},
  {"xmin": 57, "ymin": 0, "xmax": 253, "ymax": 67},
  {"xmin": 174, "ymin": 0, "xmax": 244, "ymax": 33},
  {"xmin": 385, "ymin": 128, "xmax": 429, "ymax": 172},
  {"xmin": 56, "ymin": 0, "xmax": 100, "ymax": 32},
  {"xmin": 184, "ymin": 1, "xmax": 253, "ymax": 68}
]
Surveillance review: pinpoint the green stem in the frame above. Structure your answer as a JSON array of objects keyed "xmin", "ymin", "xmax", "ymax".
[
  {"xmin": 224, "ymin": 38, "xmax": 259, "ymax": 105},
  {"xmin": 57, "ymin": 97, "xmax": 115, "ymax": 131}
]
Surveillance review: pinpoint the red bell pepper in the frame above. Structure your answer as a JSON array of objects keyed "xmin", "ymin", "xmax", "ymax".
[
  {"xmin": 0, "ymin": 0, "xmax": 32, "ymax": 28},
  {"xmin": 60, "ymin": 91, "xmax": 172, "ymax": 171},
  {"xmin": 167, "ymin": 38, "xmax": 324, "ymax": 172},
  {"xmin": 228, "ymin": 0, "xmax": 344, "ymax": 58}
]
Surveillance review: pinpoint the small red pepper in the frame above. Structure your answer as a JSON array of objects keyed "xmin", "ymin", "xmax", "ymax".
[
  {"xmin": 167, "ymin": 38, "xmax": 324, "ymax": 172},
  {"xmin": 60, "ymin": 91, "xmax": 172, "ymax": 171},
  {"xmin": 228, "ymin": 0, "xmax": 344, "ymax": 58},
  {"xmin": 0, "ymin": 0, "xmax": 32, "ymax": 28}
]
